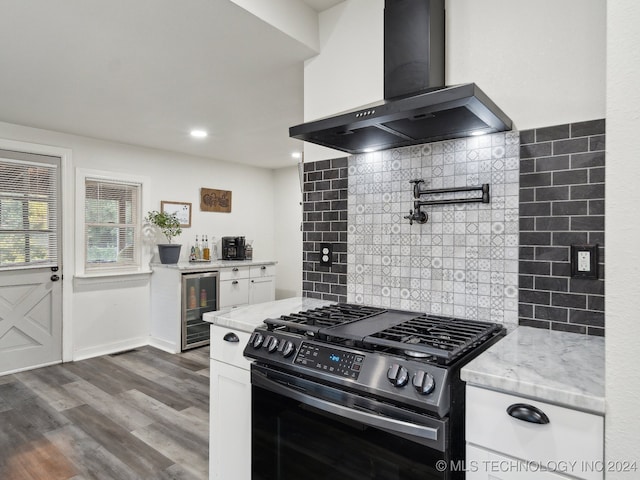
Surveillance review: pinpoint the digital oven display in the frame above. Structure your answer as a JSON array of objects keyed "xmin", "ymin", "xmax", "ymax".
[{"xmin": 294, "ymin": 342, "xmax": 364, "ymax": 380}]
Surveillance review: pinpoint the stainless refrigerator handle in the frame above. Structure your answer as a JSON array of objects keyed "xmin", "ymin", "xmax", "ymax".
[{"xmin": 253, "ymin": 372, "xmax": 438, "ymax": 441}]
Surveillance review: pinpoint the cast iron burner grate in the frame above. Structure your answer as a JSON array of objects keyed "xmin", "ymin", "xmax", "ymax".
[
  {"xmin": 265, "ymin": 304, "xmax": 386, "ymax": 335},
  {"xmin": 364, "ymin": 314, "xmax": 503, "ymax": 364}
]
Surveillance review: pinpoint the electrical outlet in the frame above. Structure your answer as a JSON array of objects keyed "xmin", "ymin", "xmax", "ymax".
[
  {"xmin": 319, "ymin": 243, "xmax": 333, "ymax": 267},
  {"xmin": 571, "ymin": 245, "xmax": 598, "ymax": 279},
  {"xmin": 577, "ymin": 251, "xmax": 591, "ymax": 272}
]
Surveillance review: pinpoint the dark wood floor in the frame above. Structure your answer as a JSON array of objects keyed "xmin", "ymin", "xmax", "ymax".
[{"xmin": 0, "ymin": 346, "xmax": 210, "ymax": 480}]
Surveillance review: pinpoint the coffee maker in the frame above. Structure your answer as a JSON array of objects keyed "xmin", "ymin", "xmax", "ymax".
[{"xmin": 221, "ymin": 236, "xmax": 246, "ymax": 260}]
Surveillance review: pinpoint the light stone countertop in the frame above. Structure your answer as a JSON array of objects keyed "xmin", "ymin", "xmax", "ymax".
[
  {"xmin": 203, "ymin": 297, "xmax": 334, "ymax": 333},
  {"xmin": 461, "ymin": 326, "xmax": 605, "ymax": 414},
  {"xmin": 151, "ymin": 259, "xmax": 276, "ymax": 273}
]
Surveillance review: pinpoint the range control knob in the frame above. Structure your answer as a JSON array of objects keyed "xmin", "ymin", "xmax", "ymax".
[
  {"xmin": 281, "ymin": 340, "xmax": 296, "ymax": 358},
  {"xmin": 412, "ymin": 371, "xmax": 436, "ymax": 395},
  {"xmin": 265, "ymin": 336, "xmax": 279, "ymax": 353},
  {"xmin": 387, "ymin": 364, "xmax": 409, "ymax": 388},
  {"xmin": 250, "ymin": 332, "xmax": 264, "ymax": 349}
]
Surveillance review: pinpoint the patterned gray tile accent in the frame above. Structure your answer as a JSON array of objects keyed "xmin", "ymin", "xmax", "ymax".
[
  {"xmin": 519, "ymin": 119, "xmax": 605, "ymax": 336},
  {"xmin": 347, "ymin": 132, "xmax": 520, "ymax": 326}
]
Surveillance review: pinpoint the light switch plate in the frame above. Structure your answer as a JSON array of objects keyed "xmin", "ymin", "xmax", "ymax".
[{"xmin": 571, "ymin": 244, "xmax": 598, "ymax": 279}]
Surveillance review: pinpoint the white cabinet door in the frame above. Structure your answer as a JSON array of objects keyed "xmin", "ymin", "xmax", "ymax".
[
  {"xmin": 466, "ymin": 386, "xmax": 603, "ymax": 480},
  {"xmin": 210, "ymin": 360, "xmax": 251, "ymax": 480},
  {"xmin": 248, "ymin": 276, "xmax": 275, "ymax": 305},
  {"xmin": 466, "ymin": 444, "xmax": 573, "ymax": 480},
  {"xmin": 219, "ymin": 278, "xmax": 250, "ymax": 308}
]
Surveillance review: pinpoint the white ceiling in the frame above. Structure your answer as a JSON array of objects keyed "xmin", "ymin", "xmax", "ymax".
[
  {"xmin": 0, "ymin": 1, "xmax": 343, "ymax": 169},
  {"xmin": 302, "ymin": 0, "xmax": 345, "ymax": 12}
]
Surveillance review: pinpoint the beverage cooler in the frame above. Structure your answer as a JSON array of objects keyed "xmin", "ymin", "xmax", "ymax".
[{"xmin": 182, "ymin": 271, "xmax": 219, "ymax": 350}]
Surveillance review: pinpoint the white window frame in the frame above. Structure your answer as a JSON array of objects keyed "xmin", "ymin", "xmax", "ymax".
[{"xmin": 75, "ymin": 168, "xmax": 151, "ymax": 278}]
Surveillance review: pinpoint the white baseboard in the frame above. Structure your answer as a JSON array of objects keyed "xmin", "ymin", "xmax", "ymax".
[
  {"xmin": 73, "ymin": 336, "xmax": 149, "ymax": 361},
  {"xmin": 148, "ymin": 336, "xmax": 180, "ymax": 354}
]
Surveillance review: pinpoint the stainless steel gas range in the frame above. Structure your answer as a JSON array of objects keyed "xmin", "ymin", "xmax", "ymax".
[{"xmin": 243, "ymin": 303, "xmax": 505, "ymax": 480}]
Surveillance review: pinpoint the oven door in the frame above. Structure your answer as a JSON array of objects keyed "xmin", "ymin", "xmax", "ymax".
[{"xmin": 251, "ymin": 363, "xmax": 450, "ymax": 480}]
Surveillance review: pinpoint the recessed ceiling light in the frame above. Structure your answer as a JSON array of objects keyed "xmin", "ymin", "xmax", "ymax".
[
  {"xmin": 190, "ymin": 129, "xmax": 208, "ymax": 138},
  {"xmin": 291, "ymin": 152, "xmax": 301, "ymax": 159}
]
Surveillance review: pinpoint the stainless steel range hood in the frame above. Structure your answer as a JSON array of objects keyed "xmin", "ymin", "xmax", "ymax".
[{"xmin": 289, "ymin": 0, "xmax": 512, "ymax": 155}]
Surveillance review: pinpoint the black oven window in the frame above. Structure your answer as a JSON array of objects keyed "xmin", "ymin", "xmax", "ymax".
[{"xmin": 252, "ymin": 386, "xmax": 446, "ymax": 480}]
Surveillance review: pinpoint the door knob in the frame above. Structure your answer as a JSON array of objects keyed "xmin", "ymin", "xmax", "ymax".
[{"xmin": 51, "ymin": 274, "xmax": 60, "ymax": 281}]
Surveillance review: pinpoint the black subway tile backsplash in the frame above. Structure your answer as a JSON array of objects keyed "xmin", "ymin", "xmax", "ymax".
[
  {"xmin": 520, "ymin": 142, "xmax": 552, "ymax": 159},
  {"xmin": 536, "ymin": 124, "xmax": 570, "ymax": 142},
  {"xmin": 536, "ymin": 155, "xmax": 570, "ymax": 172},
  {"xmin": 536, "ymin": 186, "xmax": 569, "ymax": 201},
  {"xmin": 552, "ymin": 200, "xmax": 589, "ymax": 216},
  {"xmin": 519, "ymin": 130, "xmax": 535, "ymax": 144},
  {"xmin": 520, "ymin": 172, "xmax": 552, "ymax": 188},
  {"xmin": 303, "ymin": 157, "xmax": 349, "ymax": 302},
  {"xmin": 571, "ymin": 119, "xmax": 606, "ymax": 137},
  {"xmin": 553, "ymin": 138, "xmax": 589, "ymax": 155},
  {"xmin": 551, "ymin": 322, "xmax": 586, "ymax": 335},
  {"xmin": 570, "ymin": 184, "xmax": 605, "ymax": 200},
  {"xmin": 519, "ymin": 120, "xmax": 605, "ymax": 335},
  {"xmin": 589, "ymin": 135, "xmax": 606, "ymax": 151},
  {"xmin": 571, "ymin": 151, "xmax": 605, "ymax": 169},
  {"xmin": 535, "ymin": 305, "xmax": 569, "ymax": 322},
  {"xmin": 553, "ymin": 170, "xmax": 588, "ymax": 185}
]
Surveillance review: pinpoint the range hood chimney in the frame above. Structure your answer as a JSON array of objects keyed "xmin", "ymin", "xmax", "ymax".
[{"xmin": 289, "ymin": 0, "xmax": 512, "ymax": 155}]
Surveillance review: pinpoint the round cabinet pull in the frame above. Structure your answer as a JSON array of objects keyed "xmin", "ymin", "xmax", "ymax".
[
  {"xmin": 232, "ymin": 267, "xmax": 238, "ymax": 272},
  {"xmin": 232, "ymin": 280, "xmax": 238, "ymax": 285},
  {"xmin": 507, "ymin": 403, "xmax": 550, "ymax": 424},
  {"xmin": 261, "ymin": 265, "xmax": 266, "ymax": 270},
  {"xmin": 223, "ymin": 332, "xmax": 239, "ymax": 343}
]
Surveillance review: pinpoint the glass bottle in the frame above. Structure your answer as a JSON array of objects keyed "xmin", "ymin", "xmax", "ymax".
[
  {"xmin": 194, "ymin": 235, "xmax": 201, "ymax": 260},
  {"xmin": 203, "ymin": 235, "xmax": 210, "ymax": 261}
]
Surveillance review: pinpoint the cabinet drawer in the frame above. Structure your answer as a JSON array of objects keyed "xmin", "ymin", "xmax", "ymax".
[
  {"xmin": 466, "ymin": 444, "xmax": 573, "ymax": 480},
  {"xmin": 466, "ymin": 386, "xmax": 603, "ymax": 480},
  {"xmin": 219, "ymin": 278, "xmax": 249, "ymax": 308},
  {"xmin": 210, "ymin": 325, "xmax": 251, "ymax": 369},
  {"xmin": 219, "ymin": 266, "xmax": 250, "ymax": 281},
  {"xmin": 250, "ymin": 264, "xmax": 275, "ymax": 278}
]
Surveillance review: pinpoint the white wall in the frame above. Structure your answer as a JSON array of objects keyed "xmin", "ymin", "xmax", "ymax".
[
  {"xmin": 303, "ymin": 0, "xmax": 384, "ymax": 162},
  {"xmin": 446, "ymin": 0, "xmax": 606, "ymax": 132},
  {"xmin": 304, "ymin": 0, "xmax": 606, "ymax": 162},
  {"xmin": 605, "ymin": 0, "xmax": 640, "ymax": 474},
  {"xmin": 273, "ymin": 165, "xmax": 303, "ymax": 299},
  {"xmin": 0, "ymin": 120, "xmax": 276, "ymax": 359}
]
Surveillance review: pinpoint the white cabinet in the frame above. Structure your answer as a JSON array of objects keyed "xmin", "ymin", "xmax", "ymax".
[
  {"xmin": 219, "ymin": 264, "xmax": 275, "ymax": 309},
  {"xmin": 210, "ymin": 325, "xmax": 252, "ymax": 480},
  {"xmin": 466, "ymin": 386, "xmax": 604, "ymax": 480},
  {"xmin": 466, "ymin": 444, "xmax": 574, "ymax": 480}
]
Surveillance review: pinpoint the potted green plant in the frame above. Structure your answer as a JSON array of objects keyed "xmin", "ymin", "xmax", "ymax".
[{"xmin": 145, "ymin": 210, "xmax": 183, "ymax": 264}]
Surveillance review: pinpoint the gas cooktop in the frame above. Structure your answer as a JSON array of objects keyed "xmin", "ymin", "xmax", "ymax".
[
  {"xmin": 245, "ymin": 303, "xmax": 505, "ymax": 416},
  {"xmin": 263, "ymin": 303, "xmax": 503, "ymax": 366}
]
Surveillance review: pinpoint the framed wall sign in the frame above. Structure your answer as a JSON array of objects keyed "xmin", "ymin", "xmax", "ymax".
[
  {"xmin": 161, "ymin": 200, "xmax": 192, "ymax": 227},
  {"xmin": 200, "ymin": 188, "xmax": 232, "ymax": 213}
]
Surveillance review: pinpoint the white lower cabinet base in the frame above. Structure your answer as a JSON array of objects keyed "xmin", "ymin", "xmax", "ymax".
[
  {"xmin": 210, "ymin": 325, "xmax": 252, "ymax": 480},
  {"xmin": 467, "ymin": 444, "xmax": 575, "ymax": 479},
  {"xmin": 210, "ymin": 359, "xmax": 251, "ymax": 480},
  {"xmin": 466, "ymin": 386, "xmax": 603, "ymax": 480}
]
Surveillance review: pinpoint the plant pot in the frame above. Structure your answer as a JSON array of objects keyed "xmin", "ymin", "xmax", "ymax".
[{"xmin": 157, "ymin": 244, "xmax": 182, "ymax": 264}]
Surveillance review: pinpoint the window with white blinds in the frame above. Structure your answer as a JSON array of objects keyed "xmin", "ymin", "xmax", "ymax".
[
  {"xmin": 84, "ymin": 178, "xmax": 141, "ymax": 271},
  {"xmin": 0, "ymin": 157, "xmax": 58, "ymax": 269}
]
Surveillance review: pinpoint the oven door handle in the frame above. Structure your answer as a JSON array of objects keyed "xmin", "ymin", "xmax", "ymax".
[{"xmin": 253, "ymin": 372, "xmax": 439, "ymax": 442}]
